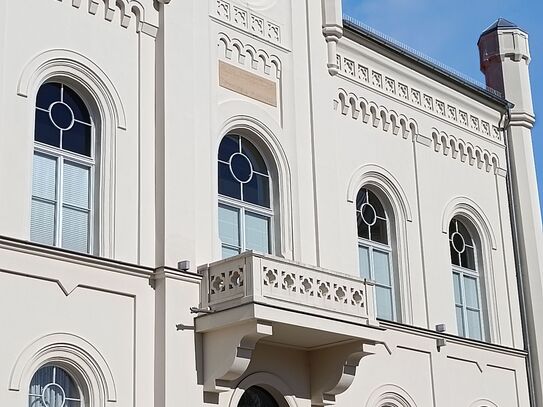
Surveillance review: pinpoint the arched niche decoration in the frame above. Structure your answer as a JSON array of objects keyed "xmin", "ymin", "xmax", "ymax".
[
  {"xmin": 17, "ymin": 48, "xmax": 127, "ymax": 257},
  {"xmin": 9, "ymin": 332, "xmax": 117, "ymax": 406},
  {"xmin": 365, "ymin": 384, "xmax": 418, "ymax": 407},
  {"xmin": 347, "ymin": 164, "xmax": 414, "ymax": 324},
  {"xmin": 229, "ymin": 372, "xmax": 298, "ymax": 407},
  {"xmin": 217, "ymin": 110, "xmax": 293, "ymax": 260},
  {"xmin": 442, "ymin": 196, "xmax": 500, "ymax": 343},
  {"xmin": 469, "ymin": 399, "xmax": 498, "ymax": 407}
]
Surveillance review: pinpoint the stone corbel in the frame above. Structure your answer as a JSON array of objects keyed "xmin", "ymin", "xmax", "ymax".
[
  {"xmin": 310, "ymin": 340, "xmax": 382, "ymax": 406},
  {"xmin": 203, "ymin": 320, "xmax": 273, "ymax": 396}
]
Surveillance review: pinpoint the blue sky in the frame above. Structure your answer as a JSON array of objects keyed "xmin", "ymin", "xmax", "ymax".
[{"xmin": 342, "ymin": 0, "xmax": 543, "ymax": 217}]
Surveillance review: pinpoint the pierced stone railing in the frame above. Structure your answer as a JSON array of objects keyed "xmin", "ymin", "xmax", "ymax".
[{"xmin": 198, "ymin": 251, "xmax": 377, "ymax": 325}]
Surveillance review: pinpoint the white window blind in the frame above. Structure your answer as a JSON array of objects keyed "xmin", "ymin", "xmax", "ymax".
[{"xmin": 30, "ymin": 153, "xmax": 57, "ymax": 245}]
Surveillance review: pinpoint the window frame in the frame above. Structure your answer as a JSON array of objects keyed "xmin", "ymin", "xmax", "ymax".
[
  {"xmin": 449, "ymin": 218, "xmax": 486, "ymax": 341},
  {"xmin": 218, "ymin": 134, "xmax": 275, "ymax": 258},
  {"xmin": 356, "ymin": 187, "xmax": 398, "ymax": 321},
  {"xmin": 30, "ymin": 81, "xmax": 98, "ymax": 254},
  {"xmin": 28, "ymin": 364, "xmax": 85, "ymax": 407}
]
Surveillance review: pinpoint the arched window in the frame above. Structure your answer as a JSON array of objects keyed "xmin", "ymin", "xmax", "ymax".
[
  {"xmin": 449, "ymin": 218, "xmax": 484, "ymax": 340},
  {"xmin": 29, "ymin": 365, "xmax": 84, "ymax": 407},
  {"xmin": 218, "ymin": 134, "xmax": 272, "ymax": 258},
  {"xmin": 238, "ymin": 386, "xmax": 279, "ymax": 407},
  {"xmin": 30, "ymin": 82, "xmax": 96, "ymax": 254},
  {"xmin": 356, "ymin": 188, "xmax": 396, "ymax": 321}
]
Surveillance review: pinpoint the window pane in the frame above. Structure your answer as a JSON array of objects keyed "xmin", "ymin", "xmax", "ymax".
[
  {"xmin": 63, "ymin": 122, "xmax": 92, "ymax": 156},
  {"xmin": 29, "ymin": 366, "xmax": 54, "ymax": 395},
  {"xmin": 218, "ymin": 162, "xmax": 241, "ymax": 199},
  {"xmin": 357, "ymin": 213, "xmax": 369, "ymax": 239},
  {"xmin": 55, "ymin": 367, "xmax": 80, "ymax": 399},
  {"xmin": 375, "ymin": 286, "xmax": 393, "ymax": 320},
  {"xmin": 35, "ymin": 109, "xmax": 60, "ymax": 147},
  {"xmin": 464, "ymin": 276, "xmax": 480, "ymax": 309},
  {"xmin": 243, "ymin": 173, "xmax": 270, "ymax": 208},
  {"xmin": 218, "ymin": 135, "xmax": 239, "ymax": 162},
  {"xmin": 61, "ymin": 207, "xmax": 89, "ymax": 253},
  {"xmin": 63, "ymin": 162, "xmax": 90, "ymax": 209},
  {"xmin": 30, "ymin": 200, "xmax": 56, "ymax": 245},
  {"xmin": 29, "ymin": 395, "xmax": 46, "ymax": 407},
  {"xmin": 456, "ymin": 305, "xmax": 465, "ymax": 336},
  {"xmin": 461, "ymin": 246, "xmax": 477, "ymax": 270},
  {"xmin": 245, "ymin": 212, "xmax": 270, "ymax": 254},
  {"xmin": 457, "ymin": 220, "xmax": 473, "ymax": 246},
  {"xmin": 33, "ymin": 154, "xmax": 57, "ymax": 201},
  {"xmin": 453, "ymin": 272, "xmax": 462, "ymax": 305},
  {"xmin": 371, "ymin": 218, "xmax": 388, "ymax": 244},
  {"xmin": 358, "ymin": 245, "xmax": 370, "ymax": 280},
  {"xmin": 222, "ymin": 246, "xmax": 240, "ymax": 259},
  {"xmin": 373, "ymin": 250, "xmax": 391, "ymax": 286},
  {"xmin": 368, "ymin": 190, "xmax": 386, "ymax": 218},
  {"xmin": 218, "ymin": 205, "xmax": 240, "ymax": 247},
  {"xmin": 450, "ymin": 243, "xmax": 460, "ymax": 266},
  {"xmin": 467, "ymin": 309, "xmax": 482, "ymax": 340},
  {"xmin": 241, "ymin": 140, "xmax": 267, "ymax": 174},
  {"xmin": 36, "ymin": 82, "xmax": 61, "ymax": 110},
  {"xmin": 63, "ymin": 85, "xmax": 90, "ymax": 123}
]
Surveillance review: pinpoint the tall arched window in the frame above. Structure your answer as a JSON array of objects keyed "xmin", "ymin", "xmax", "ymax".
[
  {"xmin": 356, "ymin": 188, "xmax": 396, "ymax": 321},
  {"xmin": 218, "ymin": 134, "xmax": 273, "ymax": 258},
  {"xmin": 29, "ymin": 365, "xmax": 84, "ymax": 407},
  {"xmin": 449, "ymin": 218, "xmax": 484, "ymax": 340},
  {"xmin": 30, "ymin": 82, "xmax": 95, "ymax": 254},
  {"xmin": 238, "ymin": 386, "xmax": 279, "ymax": 407}
]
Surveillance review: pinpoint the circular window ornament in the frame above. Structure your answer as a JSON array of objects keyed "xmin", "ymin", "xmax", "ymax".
[
  {"xmin": 49, "ymin": 101, "xmax": 74, "ymax": 130},
  {"xmin": 230, "ymin": 152, "xmax": 253, "ymax": 183},
  {"xmin": 451, "ymin": 231, "xmax": 466, "ymax": 253},
  {"xmin": 42, "ymin": 382, "xmax": 66, "ymax": 406},
  {"xmin": 360, "ymin": 202, "xmax": 377, "ymax": 226}
]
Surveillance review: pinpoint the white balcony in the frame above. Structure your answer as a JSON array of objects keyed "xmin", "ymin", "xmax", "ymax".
[{"xmin": 195, "ymin": 252, "xmax": 387, "ymax": 405}]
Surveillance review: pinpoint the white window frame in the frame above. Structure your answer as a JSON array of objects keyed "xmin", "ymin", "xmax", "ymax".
[
  {"xmin": 356, "ymin": 188, "xmax": 397, "ymax": 321},
  {"xmin": 450, "ymin": 219, "xmax": 485, "ymax": 341},
  {"xmin": 31, "ymin": 82, "xmax": 96, "ymax": 254},
  {"xmin": 217, "ymin": 135, "xmax": 275, "ymax": 258}
]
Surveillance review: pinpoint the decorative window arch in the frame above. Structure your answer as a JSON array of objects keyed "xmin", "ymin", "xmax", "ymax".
[
  {"xmin": 449, "ymin": 217, "xmax": 486, "ymax": 340},
  {"xmin": 365, "ymin": 384, "xmax": 417, "ymax": 407},
  {"xmin": 218, "ymin": 134, "xmax": 274, "ymax": 258},
  {"xmin": 30, "ymin": 82, "xmax": 97, "ymax": 253},
  {"xmin": 18, "ymin": 49, "xmax": 126, "ymax": 258},
  {"xmin": 29, "ymin": 364, "xmax": 85, "ymax": 407},
  {"xmin": 356, "ymin": 187, "xmax": 398, "ymax": 321}
]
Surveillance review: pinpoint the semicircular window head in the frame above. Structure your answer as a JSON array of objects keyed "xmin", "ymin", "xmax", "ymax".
[
  {"xmin": 29, "ymin": 365, "xmax": 84, "ymax": 407},
  {"xmin": 449, "ymin": 218, "xmax": 484, "ymax": 341},
  {"xmin": 238, "ymin": 386, "xmax": 279, "ymax": 407},
  {"xmin": 356, "ymin": 188, "xmax": 397, "ymax": 321},
  {"xmin": 31, "ymin": 82, "xmax": 96, "ymax": 254},
  {"xmin": 218, "ymin": 134, "xmax": 273, "ymax": 258}
]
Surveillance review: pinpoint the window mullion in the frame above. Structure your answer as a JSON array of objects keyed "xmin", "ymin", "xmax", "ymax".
[
  {"xmin": 460, "ymin": 272, "xmax": 469, "ymax": 337},
  {"xmin": 56, "ymin": 156, "xmax": 63, "ymax": 248}
]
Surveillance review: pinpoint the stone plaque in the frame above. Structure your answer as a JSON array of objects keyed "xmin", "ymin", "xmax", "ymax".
[{"xmin": 219, "ymin": 61, "xmax": 277, "ymax": 107}]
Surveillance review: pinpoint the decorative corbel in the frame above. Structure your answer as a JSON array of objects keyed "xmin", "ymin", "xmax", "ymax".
[
  {"xmin": 202, "ymin": 320, "xmax": 273, "ymax": 395},
  {"xmin": 310, "ymin": 340, "xmax": 383, "ymax": 406}
]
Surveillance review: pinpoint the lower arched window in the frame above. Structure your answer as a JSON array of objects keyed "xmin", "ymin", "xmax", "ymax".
[
  {"xmin": 29, "ymin": 365, "xmax": 83, "ymax": 406},
  {"xmin": 356, "ymin": 187, "xmax": 397, "ymax": 321},
  {"xmin": 238, "ymin": 386, "xmax": 279, "ymax": 407},
  {"xmin": 449, "ymin": 218, "xmax": 485, "ymax": 340}
]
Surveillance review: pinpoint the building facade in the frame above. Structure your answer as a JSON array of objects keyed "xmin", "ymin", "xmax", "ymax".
[{"xmin": 0, "ymin": 0, "xmax": 542, "ymax": 406}]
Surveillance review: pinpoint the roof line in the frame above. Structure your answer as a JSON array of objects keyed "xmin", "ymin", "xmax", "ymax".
[{"xmin": 342, "ymin": 16, "xmax": 507, "ymax": 106}]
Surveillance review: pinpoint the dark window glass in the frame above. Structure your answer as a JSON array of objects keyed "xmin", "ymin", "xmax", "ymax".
[
  {"xmin": 356, "ymin": 188, "xmax": 368, "ymax": 208},
  {"xmin": 63, "ymin": 85, "xmax": 91, "ymax": 123},
  {"xmin": 35, "ymin": 109, "xmax": 60, "ymax": 147},
  {"xmin": 369, "ymin": 190, "xmax": 386, "ymax": 218},
  {"xmin": 457, "ymin": 221, "xmax": 473, "ymax": 246},
  {"xmin": 450, "ymin": 243, "xmax": 460, "ymax": 266},
  {"xmin": 50, "ymin": 102, "xmax": 74, "ymax": 130},
  {"xmin": 36, "ymin": 83, "xmax": 61, "ymax": 110},
  {"xmin": 372, "ymin": 218, "xmax": 388, "ymax": 244},
  {"xmin": 238, "ymin": 386, "xmax": 279, "ymax": 407},
  {"xmin": 241, "ymin": 141, "xmax": 267, "ymax": 173},
  {"xmin": 218, "ymin": 162, "xmax": 241, "ymax": 199},
  {"xmin": 230, "ymin": 153, "xmax": 252, "ymax": 183},
  {"xmin": 357, "ymin": 213, "xmax": 369, "ymax": 239},
  {"xmin": 63, "ymin": 122, "xmax": 92, "ymax": 156},
  {"xmin": 462, "ymin": 246, "xmax": 476, "ymax": 270},
  {"xmin": 244, "ymin": 173, "xmax": 270, "ymax": 208},
  {"xmin": 218, "ymin": 135, "xmax": 239, "ymax": 162}
]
